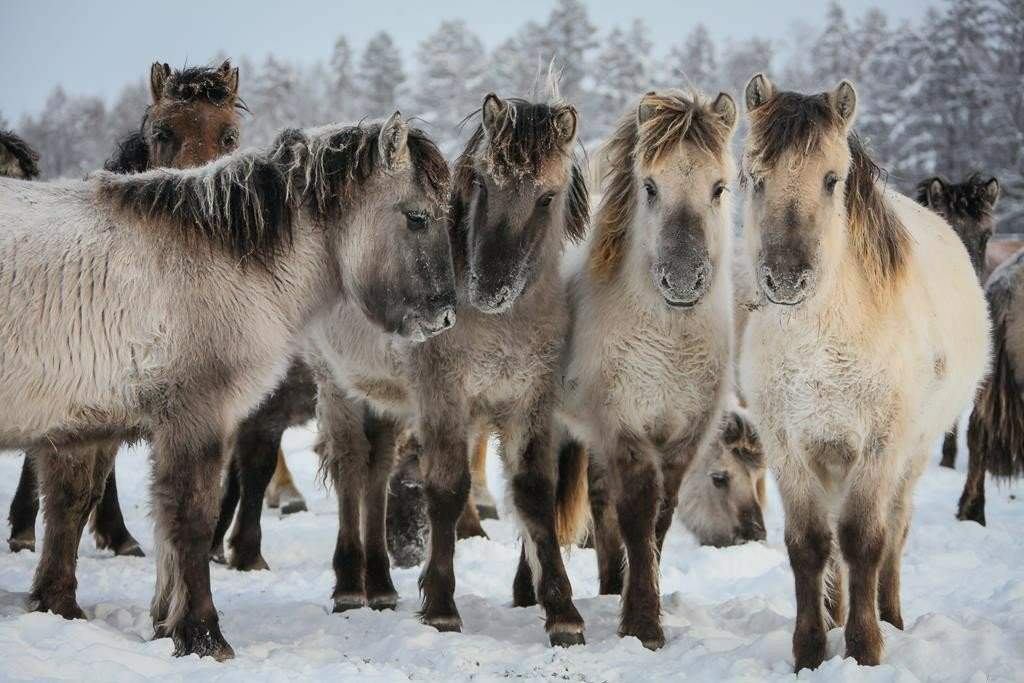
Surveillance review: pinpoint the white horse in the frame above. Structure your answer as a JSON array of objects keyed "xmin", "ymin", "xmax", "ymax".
[{"xmin": 738, "ymin": 75, "xmax": 990, "ymax": 671}]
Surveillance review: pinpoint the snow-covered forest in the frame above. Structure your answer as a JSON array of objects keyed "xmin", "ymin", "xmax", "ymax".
[{"xmin": 4, "ymin": 0, "xmax": 1023, "ymax": 228}]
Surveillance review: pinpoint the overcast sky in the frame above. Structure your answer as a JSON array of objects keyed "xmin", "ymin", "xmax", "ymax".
[{"xmin": 1, "ymin": 0, "xmax": 934, "ymax": 122}]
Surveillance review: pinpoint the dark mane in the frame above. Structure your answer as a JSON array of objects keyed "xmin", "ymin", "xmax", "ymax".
[
  {"xmin": 916, "ymin": 173, "xmax": 997, "ymax": 221},
  {"xmin": 452, "ymin": 99, "xmax": 588, "ymax": 244},
  {"xmin": 96, "ymin": 121, "xmax": 448, "ymax": 268},
  {"xmin": 748, "ymin": 90, "xmax": 911, "ymax": 288},
  {"xmin": 0, "ymin": 129, "xmax": 41, "ymax": 179},
  {"xmin": 591, "ymin": 90, "xmax": 734, "ymax": 282},
  {"xmin": 104, "ymin": 131, "xmax": 150, "ymax": 174}
]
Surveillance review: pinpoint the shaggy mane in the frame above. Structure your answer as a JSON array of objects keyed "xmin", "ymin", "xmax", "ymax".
[
  {"xmin": 590, "ymin": 90, "xmax": 733, "ymax": 282},
  {"xmin": 967, "ymin": 254, "xmax": 1024, "ymax": 481},
  {"xmin": 916, "ymin": 173, "xmax": 997, "ymax": 221},
  {"xmin": 747, "ymin": 90, "xmax": 911, "ymax": 288},
  {"xmin": 97, "ymin": 121, "xmax": 448, "ymax": 268},
  {"xmin": 0, "ymin": 129, "xmax": 41, "ymax": 179},
  {"xmin": 452, "ymin": 99, "xmax": 588, "ymax": 244}
]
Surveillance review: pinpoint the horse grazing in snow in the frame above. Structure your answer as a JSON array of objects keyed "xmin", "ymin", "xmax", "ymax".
[
  {"xmin": 558, "ymin": 88, "xmax": 739, "ymax": 649},
  {"xmin": 738, "ymin": 75, "xmax": 989, "ymax": 671},
  {"xmin": 915, "ymin": 174, "xmax": 1000, "ymax": 469},
  {"xmin": 7, "ymin": 60, "xmax": 245, "ymax": 559},
  {"xmin": 0, "ymin": 114, "xmax": 452, "ymax": 661}
]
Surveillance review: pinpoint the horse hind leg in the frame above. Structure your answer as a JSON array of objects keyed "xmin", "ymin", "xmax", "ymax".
[
  {"xmin": 225, "ymin": 427, "xmax": 279, "ymax": 571},
  {"xmin": 90, "ymin": 456, "xmax": 144, "ymax": 557},
  {"xmin": 150, "ymin": 421, "xmax": 233, "ymax": 660},
  {"xmin": 362, "ymin": 410, "xmax": 400, "ymax": 610},
  {"xmin": 957, "ymin": 424, "xmax": 987, "ymax": 525},
  {"xmin": 939, "ymin": 427, "xmax": 957, "ymax": 469},
  {"xmin": 8, "ymin": 454, "xmax": 40, "ymax": 553},
  {"xmin": 385, "ymin": 437, "xmax": 428, "ymax": 569},
  {"xmin": 209, "ymin": 454, "xmax": 240, "ymax": 564},
  {"xmin": 265, "ymin": 449, "xmax": 307, "ymax": 514},
  {"xmin": 471, "ymin": 432, "xmax": 498, "ymax": 520},
  {"xmin": 589, "ymin": 458, "xmax": 625, "ymax": 595},
  {"xmin": 30, "ymin": 442, "xmax": 116, "ymax": 619}
]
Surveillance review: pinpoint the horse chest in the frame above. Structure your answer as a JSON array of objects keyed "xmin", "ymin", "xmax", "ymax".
[{"xmin": 459, "ymin": 315, "xmax": 560, "ymax": 408}]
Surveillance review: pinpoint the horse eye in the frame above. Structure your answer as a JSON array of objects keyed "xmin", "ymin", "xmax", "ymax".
[
  {"xmin": 643, "ymin": 179, "xmax": 658, "ymax": 201},
  {"xmin": 405, "ymin": 211, "xmax": 428, "ymax": 231},
  {"xmin": 538, "ymin": 192, "xmax": 556, "ymax": 208},
  {"xmin": 712, "ymin": 182, "xmax": 727, "ymax": 202},
  {"xmin": 711, "ymin": 472, "xmax": 730, "ymax": 489},
  {"xmin": 824, "ymin": 172, "xmax": 840, "ymax": 194},
  {"xmin": 222, "ymin": 129, "xmax": 239, "ymax": 148}
]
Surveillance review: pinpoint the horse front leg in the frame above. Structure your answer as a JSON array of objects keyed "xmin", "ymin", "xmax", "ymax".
[
  {"xmin": 588, "ymin": 457, "xmax": 624, "ymax": 595},
  {"xmin": 8, "ymin": 454, "xmax": 40, "ymax": 553},
  {"xmin": 957, "ymin": 423, "xmax": 987, "ymax": 525},
  {"xmin": 654, "ymin": 452, "xmax": 692, "ymax": 557},
  {"xmin": 90, "ymin": 455, "xmax": 144, "ymax": 557},
  {"xmin": 30, "ymin": 442, "xmax": 116, "ymax": 619},
  {"xmin": 150, "ymin": 423, "xmax": 232, "ymax": 660},
  {"xmin": 362, "ymin": 410, "xmax": 400, "ymax": 610},
  {"xmin": 939, "ymin": 427, "xmax": 957, "ymax": 469},
  {"xmin": 226, "ymin": 424, "xmax": 280, "ymax": 571}
]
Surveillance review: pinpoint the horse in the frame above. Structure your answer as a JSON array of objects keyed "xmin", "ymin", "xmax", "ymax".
[
  {"xmin": 311, "ymin": 87, "xmax": 590, "ymax": 646},
  {"xmin": 0, "ymin": 114, "xmax": 452, "ymax": 660},
  {"xmin": 6, "ymin": 60, "xmax": 246, "ymax": 559},
  {"xmin": 958, "ymin": 247, "xmax": 1024, "ymax": 524},
  {"xmin": 738, "ymin": 74, "xmax": 990, "ymax": 670},
  {"xmin": 558, "ymin": 88, "xmax": 738, "ymax": 649},
  {"xmin": 0, "ymin": 130, "xmax": 41, "ymax": 180},
  {"xmin": 678, "ymin": 408, "xmax": 767, "ymax": 547},
  {"xmin": 916, "ymin": 174, "xmax": 1000, "ymax": 468}
]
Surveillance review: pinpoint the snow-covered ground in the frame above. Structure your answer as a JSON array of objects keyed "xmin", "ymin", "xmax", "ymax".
[{"xmin": 0, "ymin": 425, "xmax": 1021, "ymax": 682}]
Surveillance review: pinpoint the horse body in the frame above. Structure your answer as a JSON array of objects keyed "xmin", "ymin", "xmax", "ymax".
[{"xmin": 739, "ymin": 75, "xmax": 989, "ymax": 671}]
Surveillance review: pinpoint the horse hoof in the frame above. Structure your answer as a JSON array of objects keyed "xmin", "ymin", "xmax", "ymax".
[
  {"xmin": 114, "ymin": 539, "xmax": 145, "ymax": 557},
  {"xmin": 475, "ymin": 504, "xmax": 499, "ymax": 521},
  {"xmin": 368, "ymin": 592, "xmax": 399, "ymax": 611},
  {"xmin": 620, "ymin": 622, "xmax": 665, "ymax": 651},
  {"xmin": 31, "ymin": 593, "xmax": 86, "ymax": 620},
  {"xmin": 456, "ymin": 521, "xmax": 488, "ymax": 540},
  {"xmin": 280, "ymin": 498, "xmax": 308, "ymax": 516},
  {"xmin": 172, "ymin": 620, "xmax": 235, "ymax": 661},
  {"xmin": 793, "ymin": 631, "xmax": 827, "ymax": 672},
  {"xmin": 210, "ymin": 547, "xmax": 227, "ymax": 565},
  {"xmin": 230, "ymin": 554, "xmax": 270, "ymax": 572},
  {"xmin": 332, "ymin": 594, "xmax": 367, "ymax": 613},
  {"xmin": 8, "ymin": 537, "xmax": 35, "ymax": 553},
  {"xmin": 548, "ymin": 624, "xmax": 586, "ymax": 647},
  {"xmin": 424, "ymin": 614, "xmax": 462, "ymax": 633}
]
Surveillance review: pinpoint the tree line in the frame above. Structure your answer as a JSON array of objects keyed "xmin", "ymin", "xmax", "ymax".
[{"xmin": 5, "ymin": 0, "xmax": 1022, "ymax": 228}]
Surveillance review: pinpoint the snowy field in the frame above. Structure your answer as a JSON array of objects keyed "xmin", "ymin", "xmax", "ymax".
[{"xmin": 0, "ymin": 424, "xmax": 1021, "ymax": 682}]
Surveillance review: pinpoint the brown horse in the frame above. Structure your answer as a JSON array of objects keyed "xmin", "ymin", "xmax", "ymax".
[
  {"xmin": 916, "ymin": 174, "xmax": 1000, "ymax": 469},
  {"xmin": 6, "ymin": 61, "xmax": 246, "ymax": 557}
]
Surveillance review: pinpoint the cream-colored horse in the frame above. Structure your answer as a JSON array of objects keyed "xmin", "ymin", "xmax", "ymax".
[{"xmin": 738, "ymin": 75, "xmax": 989, "ymax": 671}]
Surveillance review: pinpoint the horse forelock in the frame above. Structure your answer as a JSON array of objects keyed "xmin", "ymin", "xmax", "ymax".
[
  {"xmin": 0, "ymin": 129, "xmax": 41, "ymax": 179},
  {"xmin": 590, "ymin": 90, "xmax": 731, "ymax": 283},
  {"xmin": 160, "ymin": 64, "xmax": 247, "ymax": 112}
]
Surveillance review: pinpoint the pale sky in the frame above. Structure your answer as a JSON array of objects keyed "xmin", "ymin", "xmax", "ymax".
[{"xmin": 0, "ymin": 0, "xmax": 933, "ymax": 122}]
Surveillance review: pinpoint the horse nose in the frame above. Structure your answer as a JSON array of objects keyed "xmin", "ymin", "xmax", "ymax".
[
  {"xmin": 739, "ymin": 507, "xmax": 767, "ymax": 542},
  {"xmin": 658, "ymin": 262, "xmax": 710, "ymax": 308},
  {"xmin": 760, "ymin": 262, "xmax": 812, "ymax": 305},
  {"xmin": 421, "ymin": 305, "xmax": 456, "ymax": 337}
]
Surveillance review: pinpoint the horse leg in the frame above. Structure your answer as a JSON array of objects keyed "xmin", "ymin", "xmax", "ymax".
[
  {"xmin": 417, "ymin": 409, "xmax": 470, "ymax": 632},
  {"xmin": 90, "ymin": 455, "xmax": 144, "ymax": 557},
  {"xmin": 776, "ymin": 457, "xmax": 832, "ymax": 672},
  {"xmin": 8, "ymin": 454, "xmax": 40, "ymax": 553},
  {"xmin": 362, "ymin": 410, "xmax": 400, "ymax": 610},
  {"xmin": 317, "ymin": 383, "xmax": 370, "ymax": 612},
  {"xmin": 654, "ymin": 454, "xmax": 690, "ymax": 558},
  {"xmin": 265, "ymin": 449, "xmax": 308, "ymax": 514},
  {"xmin": 956, "ymin": 436, "xmax": 986, "ymax": 525},
  {"xmin": 30, "ymin": 443, "xmax": 114, "ymax": 619},
  {"xmin": 456, "ymin": 489, "xmax": 488, "ymax": 539},
  {"xmin": 385, "ymin": 438, "xmax": 428, "ymax": 569},
  {"xmin": 589, "ymin": 458, "xmax": 624, "ymax": 595},
  {"xmin": 226, "ymin": 427, "xmax": 279, "ymax": 571},
  {"xmin": 837, "ymin": 459, "xmax": 891, "ymax": 667},
  {"xmin": 150, "ymin": 423, "xmax": 233, "ymax": 660},
  {"xmin": 939, "ymin": 427, "xmax": 957, "ymax": 469},
  {"xmin": 879, "ymin": 459, "xmax": 924, "ymax": 630},
  {"xmin": 611, "ymin": 433, "xmax": 664, "ymax": 650},
  {"xmin": 210, "ymin": 454, "xmax": 240, "ymax": 564},
  {"xmin": 471, "ymin": 432, "xmax": 498, "ymax": 520}
]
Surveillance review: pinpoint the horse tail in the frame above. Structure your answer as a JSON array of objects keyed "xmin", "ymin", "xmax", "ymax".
[
  {"xmin": 555, "ymin": 438, "xmax": 590, "ymax": 546},
  {"xmin": 968, "ymin": 289, "xmax": 1024, "ymax": 481}
]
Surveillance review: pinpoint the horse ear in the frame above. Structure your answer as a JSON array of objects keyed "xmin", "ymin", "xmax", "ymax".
[
  {"xmin": 712, "ymin": 92, "xmax": 738, "ymax": 132},
  {"xmin": 218, "ymin": 60, "xmax": 240, "ymax": 98},
  {"xmin": 150, "ymin": 62, "xmax": 171, "ymax": 103},
  {"xmin": 831, "ymin": 80, "xmax": 858, "ymax": 128},
  {"xmin": 744, "ymin": 73, "xmax": 774, "ymax": 112},
  {"xmin": 983, "ymin": 177, "xmax": 1000, "ymax": 208},
  {"xmin": 637, "ymin": 91, "xmax": 658, "ymax": 127},
  {"xmin": 482, "ymin": 93, "xmax": 508, "ymax": 138},
  {"xmin": 926, "ymin": 178, "xmax": 945, "ymax": 208},
  {"xmin": 554, "ymin": 105, "xmax": 578, "ymax": 146},
  {"xmin": 721, "ymin": 411, "xmax": 746, "ymax": 445},
  {"xmin": 378, "ymin": 111, "xmax": 410, "ymax": 171}
]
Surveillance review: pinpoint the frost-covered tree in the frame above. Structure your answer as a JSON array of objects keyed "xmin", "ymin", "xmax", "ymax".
[
  {"xmin": 327, "ymin": 36, "xmax": 358, "ymax": 120},
  {"xmin": 413, "ymin": 20, "xmax": 486, "ymax": 141},
  {"xmin": 359, "ymin": 31, "xmax": 407, "ymax": 117},
  {"xmin": 106, "ymin": 80, "xmax": 150, "ymax": 142},
  {"xmin": 247, "ymin": 56, "xmax": 309, "ymax": 146},
  {"xmin": 538, "ymin": 0, "xmax": 597, "ymax": 99},
  {"xmin": 20, "ymin": 86, "xmax": 108, "ymax": 178},
  {"xmin": 663, "ymin": 24, "xmax": 719, "ymax": 93},
  {"xmin": 486, "ymin": 22, "xmax": 550, "ymax": 98},
  {"xmin": 720, "ymin": 37, "xmax": 774, "ymax": 96},
  {"xmin": 590, "ymin": 20, "xmax": 652, "ymax": 133}
]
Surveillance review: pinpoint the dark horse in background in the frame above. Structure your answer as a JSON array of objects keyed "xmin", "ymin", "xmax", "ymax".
[
  {"xmin": 6, "ymin": 60, "xmax": 246, "ymax": 556},
  {"xmin": 915, "ymin": 174, "xmax": 1000, "ymax": 470},
  {"xmin": 0, "ymin": 130, "xmax": 40, "ymax": 180}
]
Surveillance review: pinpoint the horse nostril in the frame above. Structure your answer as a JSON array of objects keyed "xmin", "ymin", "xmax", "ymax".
[
  {"xmin": 693, "ymin": 272, "xmax": 705, "ymax": 291},
  {"xmin": 442, "ymin": 310, "xmax": 453, "ymax": 329},
  {"xmin": 763, "ymin": 272, "xmax": 776, "ymax": 291},
  {"xmin": 660, "ymin": 274, "xmax": 671, "ymax": 290},
  {"xmin": 797, "ymin": 272, "xmax": 810, "ymax": 290}
]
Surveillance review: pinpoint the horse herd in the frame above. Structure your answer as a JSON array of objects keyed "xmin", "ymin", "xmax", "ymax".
[{"xmin": 0, "ymin": 59, "xmax": 1019, "ymax": 673}]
